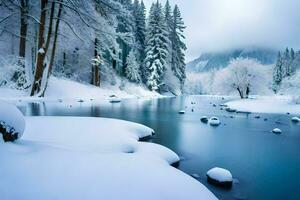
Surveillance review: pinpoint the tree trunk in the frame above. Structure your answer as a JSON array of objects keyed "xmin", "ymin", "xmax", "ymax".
[
  {"xmin": 12, "ymin": 0, "xmax": 29, "ymax": 87},
  {"xmin": 30, "ymin": 0, "xmax": 48, "ymax": 96},
  {"xmin": 41, "ymin": 0, "xmax": 63, "ymax": 97},
  {"xmin": 19, "ymin": 0, "xmax": 28, "ymax": 59},
  {"xmin": 245, "ymin": 85, "xmax": 250, "ymax": 99},
  {"xmin": 237, "ymin": 87, "xmax": 244, "ymax": 99},
  {"xmin": 92, "ymin": 38, "xmax": 100, "ymax": 87}
]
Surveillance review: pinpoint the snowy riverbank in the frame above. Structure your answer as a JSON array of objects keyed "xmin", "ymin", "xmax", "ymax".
[
  {"xmin": 0, "ymin": 77, "xmax": 162, "ymax": 101},
  {"xmin": 226, "ymin": 96, "xmax": 300, "ymax": 115},
  {"xmin": 0, "ymin": 116, "xmax": 216, "ymax": 200}
]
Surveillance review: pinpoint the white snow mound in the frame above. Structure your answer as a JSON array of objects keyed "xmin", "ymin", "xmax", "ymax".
[
  {"xmin": 209, "ymin": 117, "xmax": 221, "ymax": 126},
  {"xmin": 0, "ymin": 101, "xmax": 25, "ymax": 138},
  {"xmin": 291, "ymin": 117, "xmax": 300, "ymax": 123},
  {"xmin": 207, "ymin": 167, "xmax": 233, "ymax": 182},
  {"xmin": 0, "ymin": 117, "xmax": 217, "ymax": 200}
]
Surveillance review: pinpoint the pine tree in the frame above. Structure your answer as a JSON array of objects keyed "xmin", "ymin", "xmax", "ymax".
[
  {"xmin": 283, "ymin": 47, "xmax": 292, "ymax": 77},
  {"xmin": 116, "ymin": 0, "xmax": 135, "ymax": 75},
  {"xmin": 125, "ymin": 50, "xmax": 141, "ymax": 83},
  {"xmin": 170, "ymin": 5, "xmax": 186, "ymax": 89},
  {"xmin": 144, "ymin": 2, "xmax": 170, "ymax": 91},
  {"xmin": 291, "ymin": 48, "xmax": 295, "ymax": 60},
  {"xmin": 132, "ymin": 0, "xmax": 146, "ymax": 63},
  {"xmin": 164, "ymin": 0, "xmax": 173, "ymax": 37},
  {"xmin": 273, "ymin": 52, "xmax": 283, "ymax": 92}
]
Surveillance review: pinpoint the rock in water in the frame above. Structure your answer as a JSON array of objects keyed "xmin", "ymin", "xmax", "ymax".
[
  {"xmin": 291, "ymin": 117, "xmax": 300, "ymax": 123},
  {"xmin": 200, "ymin": 116, "xmax": 209, "ymax": 123},
  {"xmin": 0, "ymin": 101, "xmax": 25, "ymax": 142},
  {"xmin": 178, "ymin": 110, "xmax": 185, "ymax": 114},
  {"xmin": 209, "ymin": 117, "xmax": 221, "ymax": 126},
  {"xmin": 272, "ymin": 128, "xmax": 282, "ymax": 134},
  {"xmin": 225, "ymin": 107, "xmax": 237, "ymax": 113},
  {"xmin": 109, "ymin": 97, "xmax": 122, "ymax": 103},
  {"xmin": 206, "ymin": 167, "xmax": 233, "ymax": 188}
]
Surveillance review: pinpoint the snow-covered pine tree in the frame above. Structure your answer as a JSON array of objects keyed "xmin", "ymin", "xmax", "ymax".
[
  {"xmin": 144, "ymin": 2, "xmax": 170, "ymax": 91},
  {"xmin": 170, "ymin": 5, "xmax": 186, "ymax": 89},
  {"xmin": 291, "ymin": 48, "xmax": 295, "ymax": 60},
  {"xmin": 282, "ymin": 47, "xmax": 292, "ymax": 77},
  {"xmin": 132, "ymin": 0, "xmax": 146, "ymax": 63},
  {"xmin": 273, "ymin": 52, "xmax": 283, "ymax": 92},
  {"xmin": 291, "ymin": 51, "xmax": 300, "ymax": 73},
  {"xmin": 125, "ymin": 50, "xmax": 141, "ymax": 83},
  {"xmin": 116, "ymin": 0, "xmax": 135, "ymax": 75}
]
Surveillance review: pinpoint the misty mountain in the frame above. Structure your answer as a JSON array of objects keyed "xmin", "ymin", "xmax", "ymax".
[{"xmin": 186, "ymin": 47, "xmax": 277, "ymax": 72}]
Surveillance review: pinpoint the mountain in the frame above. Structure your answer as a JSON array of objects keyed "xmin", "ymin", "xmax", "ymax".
[{"xmin": 186, "ymin": 47, "xmax": 277, "ymax": 73}]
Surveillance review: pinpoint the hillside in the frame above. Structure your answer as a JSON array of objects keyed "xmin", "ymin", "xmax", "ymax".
[{"xmin": 187, "ymin": 47, "xmax": 277, "ymax": 72}]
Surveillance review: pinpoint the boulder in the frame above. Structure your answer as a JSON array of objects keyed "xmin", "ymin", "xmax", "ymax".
[
  {"xmin": 225, "ymin": 107, "xmax": 237, "ymax": 113},
  {"xmin": 206, "ymin": 167, "xmax": 233, "ymax": 188},
  {"xmin": 0, "ymin": 101, "xmax": 25, "ymax": 142},
  {"xmin": 178, "ymin": 110, "xmax": 185, "ymax": 114},
  {"xmin": 272, "ymin": 128, "xmax": 282, "ymax": 134},
  {"xmin": 200, "ymin": 116, "xmax": 209, "ymax": 123},
  {"xmin": 291, "ymin": 117, "xmax": 300, "ymax": 123},
  {"xmin": 209, "ymin": 117, "xmax": 221, "ymax": 126}
]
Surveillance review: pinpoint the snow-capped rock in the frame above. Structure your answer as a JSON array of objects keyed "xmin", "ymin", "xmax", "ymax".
[
  {"xmin": 291, "ymin": 117, "xmax": 300, "ymax": 123},
  {"xmin": 209, "ymin": 117, "xmax": 221, "ymax": 126},
  {"xmin": 225, "ymin": 107, "xmax": 237, "ymax": 113},
  {"xmin": 178, "ymin": 110, "xmax": 185, "ymax": 114},
  {"xmin": 206, "ymin": 167, "xmax": 233, "ymax": 188},
  {"xmin": 109, "ymin": 96, "xmax": 122, "ymax": 103},
  {"xmin": 272, "ymin": 128, "xmax": 282, "ymax": 134},
  {"xmin": 0, "ymin": 101, "xmax": 25, "ymax": 142},
  {"xmin": 200, "ymin": 116, "xmax": 209, "ymax": 123}
]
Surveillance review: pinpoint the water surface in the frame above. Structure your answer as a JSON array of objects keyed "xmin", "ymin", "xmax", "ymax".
[{"xmin": 19, "ymin": 96, "xmax": 300, "ymax": 200}]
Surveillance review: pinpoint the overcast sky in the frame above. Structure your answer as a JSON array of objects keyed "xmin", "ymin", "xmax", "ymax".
[{"xmin": 143, "ymin": 0, "xmax": 300, "ymax": 62}]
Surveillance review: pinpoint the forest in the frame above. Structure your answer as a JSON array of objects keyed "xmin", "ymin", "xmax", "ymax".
[{"xmin": 0, "ymin": 0, "xmax": 186, "ymax": 96}]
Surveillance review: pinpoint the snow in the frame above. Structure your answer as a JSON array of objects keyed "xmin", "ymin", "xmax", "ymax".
[
  {"xmin": 291, "ymin": 116, "xmax": 300, "ymax": 122},
  {"xmin": 178, "ymin": 110, "xmax": 185, "ymax": 114},
  {"xmin": 272, "ymin": 128, "xmax": 282, "ymax": 134},
  {"xmin": 209, "ymin": 117, "xmax": 221, "ymax": 126},
  {"xmin": 0, "ymin": 101, "xmax": 25, "ymax": 138},
  {"xmin": 0, "ymin": 76, "xmax": 161, "ymax": 101},
  {"xmin": 0, "ymin": 117, "xmax": 216, "ymax": 200},
  {"xmin": 226, "ymin": 96, "xmax": 300, "ymax": 114},
  {"xmin": 38, "ymin": 48, "xmax": 45, "ymax": 54},
  {"xmin": 206, "ymin": 167, "xmax": 233, "ymax": 183}
]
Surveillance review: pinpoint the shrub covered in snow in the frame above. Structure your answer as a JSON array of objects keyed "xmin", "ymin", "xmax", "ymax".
[
  {"xmin": 0, "ymin": 55, "xmax": 30, "ymax": 90},
  {"xmin": 0, "ymin": 101, "xmax": 25, "ymax": 142},
  {"xmin": 280, "ymin": 70, "xmax": 300, "ymax": 104}
]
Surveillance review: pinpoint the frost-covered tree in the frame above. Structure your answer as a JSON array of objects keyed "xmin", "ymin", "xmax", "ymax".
[
  {"xmin": 144, "ymin": 2, "xmax": 169, "ymax": 91},
  {"xmin": 273, "ymin": 52, "xmax": 283, "ymax": 92},
  {"xmin": 219, "ymin": 58, "xmax": 268, "ymax": 99},
  {"xmin": 116, "ymin": 0, "xmax": 135, "ymax": 75},
  {"xmin": 282, "ymin": 47, "xmax": 294, "ymax": 77},
  {"xmin": 170, "ymin": 5, "xmax": 186, "ymax": 89},
  {"xmin": 125, "ymin": 50, "xmax": 141, "ymax": 83},
  {"xmin": 280, "ymin": 70, "xmax": 300, "ymax": 104},
  {"xmin": 132, "ymin": 0, "xmax": 146, "ymax": 63}
]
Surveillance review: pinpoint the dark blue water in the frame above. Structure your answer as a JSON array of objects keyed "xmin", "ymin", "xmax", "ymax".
[{"xmin": 19, "ymin": 96, "xmax": 300, "ymax": 200}]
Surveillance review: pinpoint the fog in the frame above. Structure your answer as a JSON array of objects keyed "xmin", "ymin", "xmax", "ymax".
[{"xmin": 144, "ymin": 0, "xmax": 300, "ymax": 61}]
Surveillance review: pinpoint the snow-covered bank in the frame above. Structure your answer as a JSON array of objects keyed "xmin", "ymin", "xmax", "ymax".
[
  {"xmin": 226, "ymin": 96, "xmax": 300, "ymax": 114},
  {"xmin": 0, "ymin": 117, "xmax": 216, "ymax": 200},
  {"xmin": 0, "ymin": 77, "xmax": 161, "ymax": 101}
]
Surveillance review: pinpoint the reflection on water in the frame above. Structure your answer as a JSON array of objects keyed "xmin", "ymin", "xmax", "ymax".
[{"xmin": 18, "ymin": 96, "xmax": 300, "ymax": 200}]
